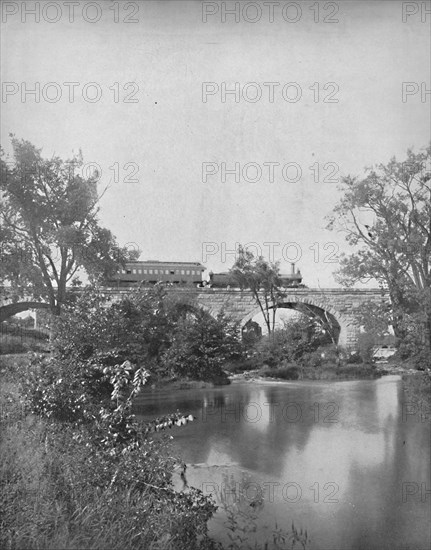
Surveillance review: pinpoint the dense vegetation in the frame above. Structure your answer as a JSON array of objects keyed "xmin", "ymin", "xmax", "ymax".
[
  {"xmin": 227, "ymin": 314, "xmax": 381, "ymax": 381},
  {"xmin": 1, "ymin": 286, "xmax": 239, "ymax": 549},
  {"xmin": 1, "ymin": 142, "xmax": 429, "ymax": 547},
  {"xmin": 0, "ymin": 285, "xmax": 315, "ymax": 549},
  {"xmin": 53, "ymin": 285, "xmax": 240, "ymax": 384},
  {"xmin": 0, "ymin": 137, "xmax": 138, "ymax": 316},
  {"xmin": 1, "ymin": 356, "xmax": 219, "ymax": 550},
  {"xmin": 0, "ymin": 316, "xmax": 49, "ymax": 355},
  {"xmin": 328, "ymin": 145, "xmax": 431, "ymax": 367}
]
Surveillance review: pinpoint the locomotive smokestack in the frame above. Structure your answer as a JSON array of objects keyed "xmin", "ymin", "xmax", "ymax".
[{"xmin": 291, "ymin": 262, "xmax": 295, "ymax": 274}]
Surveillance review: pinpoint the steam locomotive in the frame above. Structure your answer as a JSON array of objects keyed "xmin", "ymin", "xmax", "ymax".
[
  {"xmin": 109, "ymin": 261, "xmax": 304, "ymax": 288},
  {"xmin": 208, "ymin": 264, "xmax": 304, "ymax": 288}
]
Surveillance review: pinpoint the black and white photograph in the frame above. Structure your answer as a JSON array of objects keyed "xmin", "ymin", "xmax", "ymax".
[{"xmin": 1, "ymin": 1, "xmax": 430, "ymax": 549}]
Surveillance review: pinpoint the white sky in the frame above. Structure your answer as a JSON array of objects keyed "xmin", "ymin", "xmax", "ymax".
[{"xmin": 1, "ymin": 0, "xmax": 430, "ymax": 287}]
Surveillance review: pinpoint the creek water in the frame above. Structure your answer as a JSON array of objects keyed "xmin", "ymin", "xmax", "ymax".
[{"xmin": 134, "ymin": 375, "xmax": 430, "ymax": 550}]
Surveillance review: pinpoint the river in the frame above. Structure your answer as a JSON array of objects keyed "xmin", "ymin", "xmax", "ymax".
[{"xmin": 134, "ymin": 375, "xmax": 430, "ymax": 550}]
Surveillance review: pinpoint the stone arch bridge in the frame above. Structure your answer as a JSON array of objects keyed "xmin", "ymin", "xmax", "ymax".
[
  {"xmin": 1, "ymin": 287, "xmax": 388, "ymax": 349},
  {"xmin": 179, "ymin": 288, "xmax": 387, "ymax": 348}
]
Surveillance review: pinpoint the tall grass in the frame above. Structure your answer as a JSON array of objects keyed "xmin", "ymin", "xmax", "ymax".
[
  {"xmin": 1, "ymin": 407, "xmax": 221, "ymax": 550},
  {"xmin": 0, "ymin": 354, "xmax": 219, "ymax": 550}
]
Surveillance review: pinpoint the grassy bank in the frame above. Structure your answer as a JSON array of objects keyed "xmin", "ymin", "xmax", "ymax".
[
  {"xmin": 0, "ymin": 354, "xmax": 312, "ymax": 550},
  {"xmin": 143, "ymin": 374, "xmax": 231, "ymax": 392},
  {"xmin": 0, "ymin": 331, "xmax": 50, "ymax": 355},
  {"xmin": 1, "ymin": 413, "xmax": 218, "ymax": 550},
  {"xmin": 226, "ymin": 356, "xmax": 381, "ymax": 382},
  {"xmin": 0, "ymin": 354, "xmax": 221, "ymax": 550},
  {"xmin": 260, "ymin": 362, "xmax": 380, "ymax": 381}
]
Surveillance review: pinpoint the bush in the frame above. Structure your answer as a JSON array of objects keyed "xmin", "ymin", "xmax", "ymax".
[
  {"xmin": 0, "ymin": 338, "xmax": 28, "ymax": 355},
  {"xmin": 51, "ymin": 286, "xmax": 241, "ymax": 384},
  {"xmin": 298, "ymin": 345, "xmax": 342, "ymax": 369},
  {"xmin": 410, "ymin": 348, "xmax": 431, "ymax": 370},
  {"xmin": 0, "ymin": 335, "xmax": 50, "ymax": 355},
  {"xmin": 357, "ymin": 332, "xmax": 377, "ymax": 363},
  {"xmin": 0, "ymin": 416, "xmax": 217, "ymax": 550},
  {"xmin": 224, "ymin": 355, "xmax": 262, "ymax": 373},
  {"xmin": 252, "ymin": 316, "xmax": 333, "ymax": 369},
  {"xmin": 335, "ymin": 364, "xmax": 378, "ymax": 379},
  {"xmin": 298, "ymin": 349, "xmax": 323, "ymax": 368},
  {"xmin": 259, "ymin": 364, "xmax": 300, "ymax": 380},
  {"xmin": 346, "ymin": 351, "xmax": 363, "ymax": 364},
  {"xmin": 162, "ymin": 310, "xmax": 241, "ymax": 382},
  {"xmin": 9, "ymin": 347, "xmax": 219, "ymax": 549},
  {"xmin": 8, "ymin": 289, "xmax": 233, "ymax": 547},
  {"xmin": 300, "ymin": 365, "xmax": 338, "ymax": 380}
]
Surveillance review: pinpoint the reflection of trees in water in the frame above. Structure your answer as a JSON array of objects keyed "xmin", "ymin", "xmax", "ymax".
[
  {"xmin": 165, "ymin": 379, "xmax": 430, "ymax": 550},
  {"xmin": 234, "ymin": 386, "xmax": 315, "ymax": 477},
  {"xmin": 318, "ymin": 378, "xmax": 430, "ymax": 550},
  {"xmin": 169, "ymin": 384, "xmax": 322, "ymax": 476},
  {"xmin": 196, "ymin": 385, "xmax": 319, "ymax": 478}
]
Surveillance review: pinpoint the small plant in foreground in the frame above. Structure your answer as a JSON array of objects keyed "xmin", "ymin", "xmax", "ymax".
[{"xmin": 216, "ymin": 471, "xmax": 310, "ymax": 550}]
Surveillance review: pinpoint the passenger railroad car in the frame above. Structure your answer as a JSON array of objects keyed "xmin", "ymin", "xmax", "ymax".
[{"xmin": 111, "ymin": 261, "xmax": 206, "ymax": 286}]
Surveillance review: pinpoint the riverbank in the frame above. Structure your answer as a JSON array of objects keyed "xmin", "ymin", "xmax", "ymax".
[
  {"xmin": 142, "ymin": 377, "xmax": 230, "ymax": 392},
  {"xmin": 225, "ymin": 347, "xmax": 431, "ymax": 383},
  {"xmin": 1, "ymin": 352, "xmax": 429, "ymax": 550},
  {"xmin": 229, "ymin": 366, "xmax": 379, "ymax": 382},
  {"xmin": 226, "ymin": 360, "xmax": 383, "ymax": 382},
  {"xmin": 2, "ymin": 352, "xmax": 426, "ymax": 389},
  {"xmin": 0, "ymin": 354, "xmax": 222, "ymax": 550}
]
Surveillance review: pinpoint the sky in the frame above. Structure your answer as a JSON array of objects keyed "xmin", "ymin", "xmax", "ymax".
[{"xmin": 1, "ymin": 0, "xmax": 430, "ymax": 287}]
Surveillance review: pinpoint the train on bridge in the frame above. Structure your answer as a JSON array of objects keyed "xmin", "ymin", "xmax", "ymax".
[{"xmin": 107, "ymin": 260, "xmax": 305, "ymax": 289}]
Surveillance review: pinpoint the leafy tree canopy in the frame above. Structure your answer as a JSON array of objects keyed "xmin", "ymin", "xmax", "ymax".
[
  {"xmin": 163, "ymin": 309, "xmax": 241, "ymax": 381},
  {"xmin": 0, "ymin": 136, "xmax": 137, "ymax": 314},
  {"xmin": 230, "ymin": 245, "xmax": 285, "ymax": 334},
  {"xmin": 327, "ymin": 145, "xmax": 430, "ymax": 354}
]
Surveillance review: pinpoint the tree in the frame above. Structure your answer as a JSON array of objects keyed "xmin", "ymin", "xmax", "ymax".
[
  {"xmin": 0, "ymin": 136, "xmax": 136, "ymax": 315},
  {"xmin": 230, "ymin": 246, "xmax": 285, "ymax": 334},
  {"xmin": 19, "ymin": 292, "xmax": 218, "ymax": 549},
  {"xmin": 327, "ymin": 145, "xmax": 431, "ymax": 356},
  {"xmin": 163, "ymin": 309, "xmax": 241, "ymax": 382},
  {"xmin": 294, "ymin": 302, "xmax": 340, "ymax": 347},
  {"xmin": 54, "ymin": 285, "xmax": 189, "ymax": 369},
  {"xmin": 255, "ymin": 314, "xmax": 331, "ymax": 367}
]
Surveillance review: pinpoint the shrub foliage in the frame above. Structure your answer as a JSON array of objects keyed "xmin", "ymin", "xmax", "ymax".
[{"xmin": 1, "ymin": 286, "xmax": 247, "ymax": 549}]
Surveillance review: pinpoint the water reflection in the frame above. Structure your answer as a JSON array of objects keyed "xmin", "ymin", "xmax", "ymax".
[{"xmin": 135, "ymin": 376, "xmax": 430, "ymax": 550}]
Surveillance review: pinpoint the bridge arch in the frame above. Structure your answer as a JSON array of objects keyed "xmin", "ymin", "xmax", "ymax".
[
  {"xmin": 0, "ymin": 302, "xmax": 50, "ymax": 324},
  {"xmin": 240, "ymin": 296, "xmax": 356, "ymax": 347}
]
